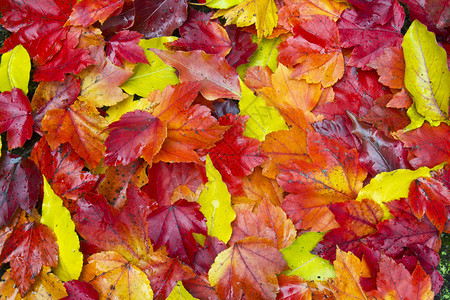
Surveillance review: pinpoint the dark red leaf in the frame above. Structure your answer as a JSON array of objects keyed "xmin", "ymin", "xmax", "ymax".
[
  {"xmin": 147, "ymin": 199, "xmax": 207, "ymax": 265},
  {"xmin": 62, "ymin": 280, "xmax": 99, "ymax": 300},
  {"xmin": 225, "ymin": 25, "xmax": 257, "ymax": 68},
  {"xmin": 192, "ymin": 236, "xmax": 227, "ymax": 275},
  {"xmin": 130, "ymin": 0, "xmax": 188, "ymax": 39},
  {"xmin": 0, "ymin": 153, "xmax": 42, "ymax": 227},
  {"xmin": 0, "ymin": 88, "xmax": 33, "ymax": 149},
  {"xmin": 312, "ymin": 115, "xmax": 360, "ymax": 150},
  {"xmin": 106, "ymin": 30, "xmax": 148, "ymax": 66}
]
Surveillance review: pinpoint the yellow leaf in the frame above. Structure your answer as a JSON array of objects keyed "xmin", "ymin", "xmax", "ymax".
[
  {"xmin": 356, "ymin": 164, "xmax": 446, "ymax": 218},
  {"xmin": 281, "ymin": 232, "xmax": 335, "ymax": 281},
  {"xmin": 214, "ymin": 0, "xmax": 278, "ymax": 38},
  {"xmin": 121, "ymin": 37, "xmax": 180, "ymax": 97},
  {"xmin": 237, "ymin": 36, "xmax": 281, "ymax": 77},
  {"xmin": 105, "ymin": 95, "xmax": 156, "ymax": 123},
  {"xmin": 166, "ymin": 281, "xmax": 199, "ymax": 300},
  {"xmin": 41, "ymin": 176, "xmax": 83, "ymax": 281},
  {"xmin": 198, "ymin": 155, "xmax": 236, "ymax": 243},
  {"xmin": 402, "ymin": 20, "xmax": 450, "ymax": 129},
  {"xmin": 239, "ymin": 79, "xmax": 288, "ymax": 141},
  {"xmin": 0, "ymin": 45, "xmax": 31, "ymax": 94},
  {"xmin": 205, "ymin": 0, "xmax": 244, "ymax": 9}
]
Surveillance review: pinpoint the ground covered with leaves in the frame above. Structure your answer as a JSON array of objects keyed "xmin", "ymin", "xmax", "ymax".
[{"xmin": 0, "ymin": 0, "xmax": 449, "ymax": 299}]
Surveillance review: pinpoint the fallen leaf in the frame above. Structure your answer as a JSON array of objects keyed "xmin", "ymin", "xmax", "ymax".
[
  {"xmin": 106, "ymin": 30, "xmax": 148, "ymax": 66},
  {"xmin": 368, "ymin": 46, "xmax": 405, "ymax": 89},
  {"xmin": 0, "ymin": 45, "xmax": 31, "ymax": 94}
]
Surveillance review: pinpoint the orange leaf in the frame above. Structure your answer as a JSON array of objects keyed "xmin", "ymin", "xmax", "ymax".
[
  {"xmin": 80, "ymin": 251, "xmax": 154, "ymax": 299},
  {"xmin": 78, "ymin": 44, "xmax": 133, "ymax": 107},
  {"xmin": 209, "ymin": 237, "xmax": 287, "ymax": 300},
  {"xmin": 151, "ymin": 49, "xmax": 241, "ymax": 100},
  {"xmin": 230, "ymin": 199, "xmax": 296, "ymax": 249},
  {"xmin": 368, "ymin": 47, "xmax": 405, "ymax": 89},
  {"xmin": 278, "ymin": 15, "xmax": 344, "ymax": 87},
  {"xmin": 330, "ymin": 248, "xmax": 370, "ymax": 300},
  {"xmin": 42, "ymin": 100, "xmax": 108, "ymax": 169},
  {"xmin": 278, "ymin": 132, "xmax": 367, "ymax": 231}
]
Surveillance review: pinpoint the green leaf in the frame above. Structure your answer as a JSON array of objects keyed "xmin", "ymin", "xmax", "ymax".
[
  {"xmin": 239, "ymin": 79, "xmax": 288, "ymax": 141},
  {"xmin": 356, "ymin": 163, "xmax": 446, "ymax": 218},
  {"xmin": 41, "ymin": 176, "xmax": 83, "ymax": 281},
  {"xmin": 205, "ymin": 0, "xmax": 244, "ymax": 9},
  {"xmin": 121, "ymin": 37, "xmax": 179, "ymax": 97},
  {"xmin": 166, "ymin": 281, "xmax": 199, "ymax": 300},
  {"xmin": 281, "ymin": 232, "xmax": 335, "ymax": 281},
  {"xmin": 0, "ymin": 44, "xmax": 31, "ymax": 94},
  {"xmin": 198, "ymin": 155, "xmax": 236, "ymax": 243},
  {"xmin": 402, "ymin": 20, "xmax": 450, "ymax": 129},
  {"xmin": 237, "ymin": 36, "xmax": 280, "ymax": 78}
]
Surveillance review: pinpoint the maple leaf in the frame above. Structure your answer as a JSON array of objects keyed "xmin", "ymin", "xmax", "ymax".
[
  {"xmin": 167, "ymin": 20, "xmax": 232, "ymax": 57},
  {"xmin": 0, "ymin": 0, "xmax": 74, "ymax": 65},
  {"xmin": 338, "ymin": 0, "xmax": 404, "ymax": 69},
  {"xmin": 277, "ymin": 15, "xmax": 344, "ymax": 87},
  {"xmin": 199, "ymin": 114, "xmax": 267, "ymax": 196},
  {"xmin": 213, "ymin": 0, "xmax": 278, "ymax": 39},
  {"xmin": 99, "ymin": 159, "xmax": 148, "ymax": 207},
  {"xmin": 150, "ymin": 82, "xmax": 228, "ymax": 164},
  {"xmin": 230, "ymin": 199, "xmax": 296, "ymax": 249},
  {"xmin": 152, "ymin": 49, "xmax": 241, "ymax": 100},
  {"xmin": 0, "ymin": 266, "xmax": 68, "ymax": 299},
  {"xmin": 78, "ymin": 44, "xmax": 134, "ymax": 107},
  {"xmin": 74, "ymin": 188, "xmax": 157, "ymax": 263},
  {"xmin": 131, "ymin": 0, "xmax": 188, "ymax": 38},
  {"xmin": 0, "ymin": 153, "xmax": 42, "ymax": 227},
  {"xmin": 104, "ymin": 110, "xmax": 167, "ymax": 166},
  {"xmin": 147, "ymin": 199, "xmax": 207, "ymax": 265},
  {"xmin": 209, "ymin": 237, "xmax": 287, "ymax": 299},
  {"xmin": 30, "ymin": 139, "xmax": 99, "ymax": 210},
  {"xmin": 31, "ymin": 75, "xmax": 80, "ymax": 133},
  {"xmin": 0, "ymin": 88, "xmax": 33, "ymax": 149},
  {"xmin": 278, "ymin": 132, "xmax": 367, "ymax": 231},
  {"xmin": 329, "ymin": 248, "xmax": 370, "ymax": 299},
  {"xmin": 139, "ymin": 251, "xmax": 195, "ymax": 300},
  {"xmin": 80, "ymin": 251, "xmax": 154, "ymax": 299},
  {"xmin": 67, "ymin": 0, "xmax": 124, "ymax": 27},
  {"xmin": 106, "ymin": 30, "xmax": 148, "ymax": 67},
  {"xmin": 42, "ymin": 100, "xmax": 109, "ymax": 169},
  {"xmin": 395, "ymin": 123, "xmax": 450, "ymax": 169},
  {"xmin": 62, "ymin": 280, "xmax": 99, "ymax": 300},
  {"xmin": 0, "ymin": 221, "xmax": 58, "ymax": 296},
  {"xmin": 368, "ymin": 255, "xmax": 434, "ymax": 299},
  {"xmin": 347, "ymin": 112, "xmax": 410, "ymax": 176},
  {"xmin": 145, "ymin": 162, "xmax": 204, "ymax": 207},
  {"xmin": 278, "ymin": 0, "xmax": 348, "ymax": 30},
  {"xmin": 367, "ymin": 46, "xmax": 405, "ymax": 89}
]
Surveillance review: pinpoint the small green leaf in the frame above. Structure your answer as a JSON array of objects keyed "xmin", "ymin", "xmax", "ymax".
[
  {"xmin": 356, "ymin": 163, "xmax": 446, "ymax": 218},
  {"xmin": 121, "ymin": 37, "xmax": 179, "ymax": 97},
  {"xmin": 41, "ymin": 176, "xmax": 83, "ymax": 281},
  {"xmin": 205, "ymin": 0, "xmax": 244, "ymax": 9},
  {"xmin": 239, "ymin": 79, "xmax": 287, "ymax": 141},
  {"xmin": 198, "ymin": 155, "xmax": 236, "ymax": 243},
  {"xmin": 402, "ymin": 20, "xmax": 450, "ymax": 129},
  {"xmin": 0, "ymin": 45, "xmax": 31, "ymax": 94},
  {"xmin": 166, "ymin": 281, "xmax": 199, "ymax": 300},
  {"xmin": 281, "ymin": 232, "xmax": 335, "ymax": 281},
  {"xmin": 237, "ymin": 36, "xmax": 280, "ymax": 77}
]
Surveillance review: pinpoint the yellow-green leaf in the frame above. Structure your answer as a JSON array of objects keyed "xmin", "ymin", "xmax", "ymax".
[
  {"xmin": 237, "ymin": 36, "xmax": 280, "ymax": 77},
  {"xmin": 281, "ymin": 232, "xmax": 335, "ymax": 281},
  {"xmin": 402, "ymin": 20, "xmax": 450, "ymax": 129},
  {"xmin": 166, "ymin": 281, "xmax": 199, "ymax": 300},
  {"xmin": 41, "ymin": 176, "xmax": 83, "ymax": 281},
  {"xmin": 239, "ymin": 79, "xmax": 288, "ymax": 141},
  {"xmin": 105, "ymin": 95, "xmax": 155, "ymax": 123},
  {"xmin": 121, "ymin": 37, "xmax": 179, "ymax": 97},
  {"xmin": 356, "ymin": 163, "xmax": 446, "ymax": 218},
  {"xmin": 0, "ymin": 45, "xmax": 31, "ymax": 94},
  {"xmin": 205, "ymin": 0, "xmax": 244, "ymax": 9},
  {"xmin": 198, "ymin": 155, "xmax": 236, "ymax": 243}
]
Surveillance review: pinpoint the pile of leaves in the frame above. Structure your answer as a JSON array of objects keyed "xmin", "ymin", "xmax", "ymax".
[{"xmin": 0, "ymin": 0, "xmax": 449, "ymax": 298}]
